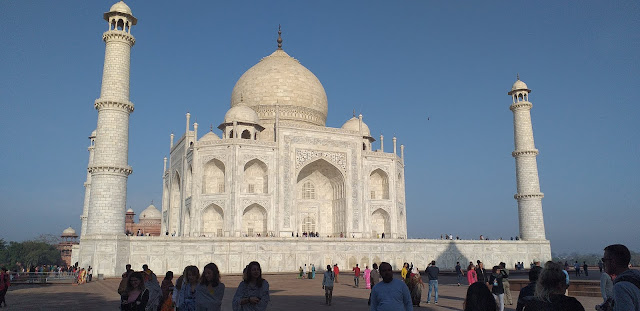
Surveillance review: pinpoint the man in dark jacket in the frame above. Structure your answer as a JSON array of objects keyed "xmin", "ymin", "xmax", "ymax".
[
  {"xmin": 425, "ymin": 260, "xmax": 439, "ymax": 304},
  {"xmin": 476, "ymin": 260, "xmax": 488, "ymax": 286},
  {"xmin": 516, "ymin": 266, "xmax": 542, "ymax": 311}
]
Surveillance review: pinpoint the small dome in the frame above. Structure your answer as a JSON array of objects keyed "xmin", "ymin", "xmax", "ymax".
[
  {"xmin": 200, "ymin": 131, "xmax": 220, "ymax": 142},
  {"xmin": 140, "ymin": 204, "xmax": 161, "ymax": 219},
  {"xmin": 511, "ymin": 79, "xmax": 528, "ymax": 91},
  {"xmin": 126, "ymin": 208, "xmax": 134, "ymax": 213},
  {"xmin": 342, "ymin": 116, "xmax": 371, "ymax": 137},
  {"xmin": 62, "ymin": 226, "xmax": 76, "ymax": 236},
  {"xmin": 224, "ymin": 105, "xmax": 260, "ymax": 124},
  {"xmin": 109, "ymin": 1, "xmax": 133, "ymax": 15}
]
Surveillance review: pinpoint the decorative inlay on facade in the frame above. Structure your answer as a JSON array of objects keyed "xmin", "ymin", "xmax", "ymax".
[
  {"xmin": 94, "ymin": 99, "xmax": 135, "ymax": 113},
  {"xmin": 201, "ymin": 154, "xmax": 229, "ymax": 166},
  {"xmin": 512, "ymin": 150, "xmax": 539, "ymax": 157},
  {"xmin": 242, "ymin": 154, "xmax": 270, "ymax": 166},
  {"xmin": 514, "ymin": 193, "xmax": 544, "ymax": 200},
  {"xmin": 279, "ymin": 121, "xmax": 359, "ymax": 135},
  {"xmin": 253, "ymin": 105, "xmax": 326, "ymax": 126},
  {"xmin": 200, "ymin": 199, "xmax": 227, "ymax": 212},
  {"xmin": 196, "ymin": 139, "xmax": 276, "ymax": 148},
  {"xmin": 295, "ymin": 149, "xmax": 347, "ymax": 173},
  {"xmin": 88, "ymin": 165, "xmax": 132, "ymax": 175},
  {"xmin": 241, "ymin": 198, "xmax": 270, "ymax": 210},
  {"xmin": 103, "ymin": 31, "xmax": 135, "ymax": 46},
  {"xmin": 510, "ymin": 102, "xmax": 532, "ymax": 111},
  {"xmin": 363, "ymin": 151, "xmax": 398, "ymax": 159}
]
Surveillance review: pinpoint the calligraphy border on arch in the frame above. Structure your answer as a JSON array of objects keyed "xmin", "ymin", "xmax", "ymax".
[{"xmin": 295, "ymin": 149, "xmax": 347, "ymax": 174}]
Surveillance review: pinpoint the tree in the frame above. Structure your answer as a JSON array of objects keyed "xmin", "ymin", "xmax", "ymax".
[{"xmin": 0, "ymin": 239, "xmax": 62, "ymax": 271}]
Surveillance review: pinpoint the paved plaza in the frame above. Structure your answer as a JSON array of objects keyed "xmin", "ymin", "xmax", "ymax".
[{"xmin": 4, "ymin": 272, "xmax": 604, "ymax": 311}]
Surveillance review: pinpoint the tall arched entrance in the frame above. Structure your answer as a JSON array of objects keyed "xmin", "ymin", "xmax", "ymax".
[{"xmin": 296, "ymin": 159, "xmax": 346, "ymax": 237}]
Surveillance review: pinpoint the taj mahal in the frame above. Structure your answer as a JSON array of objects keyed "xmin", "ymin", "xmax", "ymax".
[{"xmin": 73, "ymin": 1, "xmax": 551, "ymax": 277}]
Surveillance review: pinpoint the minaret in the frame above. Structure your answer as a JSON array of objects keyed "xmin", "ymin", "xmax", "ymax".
[
  {"xmin": 508, "ymin": 76, "xmax": 546, "ymax": 241},
  {"xmin": 80, "ymin": 130, "xmax": 97, "ymax": 237},
  {"xmin": 85, "ymin": 1, "xmax": 137, "ymax": 235}
]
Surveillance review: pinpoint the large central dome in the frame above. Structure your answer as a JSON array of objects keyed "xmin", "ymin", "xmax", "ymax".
[{"xmin": 230, "ymin": 48, "xmax": 328, "ymax": 127}]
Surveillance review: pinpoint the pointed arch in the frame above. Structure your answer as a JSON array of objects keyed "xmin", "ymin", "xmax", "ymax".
[
  {"xmin": 202, "ymin": 204, "xmax": 224, "ymax": 237},
  {"xmin": 370, "ymin": 169, "xmax": 389, "ymax": 200},
  {"xmin": 371, "ymin": 208, "xmax": 390, "ymax": 238},
  {"xmin": 241, "ymin": 129, "xmax": 251, "ymax": 139},
  {"xmin": 243, "ymin": 159, "xmax": 268, "ymax": 194},
  {"xmin": 242, "ymin": 204, "xmax": 267, "ymax": 237},
  {"xmin": 170, "ymin": 171, "xmax": 181, "ymax": 234},
  {"xmin": 203, "ymin": 159, "xmax": 225, "ymax": 194},
  {"xmin": 185, "ymin": 164, "xmax": 193, "ymax": 196}
]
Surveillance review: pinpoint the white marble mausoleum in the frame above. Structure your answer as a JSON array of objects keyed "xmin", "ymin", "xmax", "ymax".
[{"xmin": 73, "ymin": 1, "xmax": 551, "ymax": 277}]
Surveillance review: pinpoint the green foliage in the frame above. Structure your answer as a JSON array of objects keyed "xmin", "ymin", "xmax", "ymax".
[{"xmin": 0, "ymin": 239, "xmax": 62, "ymax": 270}]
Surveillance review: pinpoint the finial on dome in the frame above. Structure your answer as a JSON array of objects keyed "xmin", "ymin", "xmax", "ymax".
[
  {"xmin": 240, "ymin": 93, "xmax": 244, "ymax": 102},
  {"xmin": 277, "ymin": 25, "xmax": 283, "ymax": 50},
  {"xmin": 151, "ymin": 200, "xmax": 153, "ymax": 205},
  {"xmin": 210, "ymin": 124, "xmax": 213, "ymax": 132},
  {"xmin": 353, "ymin": 109, "xmax": 356, "ymax": 117},
  {"xmin": 517, "ymin": 73, "xmax": 520, "ymax": 81}
]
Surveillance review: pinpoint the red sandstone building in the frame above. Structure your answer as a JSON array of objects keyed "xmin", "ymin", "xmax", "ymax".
[
  {"xmin": 125, "ymin": 203, "xmax": 162, "ymax": 236},
  {"xmin": 57, "ymin": 227, "xmax": 79, "ymax": 266}
]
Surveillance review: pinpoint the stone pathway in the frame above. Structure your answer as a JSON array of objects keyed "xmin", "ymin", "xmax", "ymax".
[{"xmin": 4, "ymin": 273, "xmax": 603, "ymax": 310}]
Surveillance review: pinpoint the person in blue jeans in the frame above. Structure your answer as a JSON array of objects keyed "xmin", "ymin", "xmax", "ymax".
[{"xmin": 426, "ymin": 260, "xmax": 439, "ymax": 304}]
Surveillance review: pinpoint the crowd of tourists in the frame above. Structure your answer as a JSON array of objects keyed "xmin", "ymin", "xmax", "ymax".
[{"xmin": 118, "ymin": 261, "xmax": 269, "ymax": 311}]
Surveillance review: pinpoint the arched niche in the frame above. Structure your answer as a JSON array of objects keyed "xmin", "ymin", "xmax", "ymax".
[
  {"xmin": 170, "ymin": 172, "xmax": 181, "ymax": 234},
  {"xmin": 201, "ymin": 204, "xmax": 224, "ymax": 237},
  {"xmin": 243, "ymin": 159, "xmax": 268, "ymax": 194},
  {"xmin": 202, "ymin": 159, "xmax": 225, "ymax": 194},
  {"xmin": 242, "ymin": 204, "xmax": 267, "ymax": 236},
  {"xmin": 371, "ymin": 208, "xmax": 390, "ymax": 238},
  {"xmin": 370, "ymin": 169, "xmax": 389, "ymax": 200}
]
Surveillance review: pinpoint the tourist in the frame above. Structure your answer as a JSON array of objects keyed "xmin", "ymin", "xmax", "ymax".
[
  {"xmin": 353, "ymin": 264, "xmax": 361, "ymax": 287},
  {"xmin": 499, "ymin": 262, "xmax": 512, "ymax": 305},
  {"xmin": 298, "ymin": 266, "xmax": 303, "ymax": 279},
  {"xmin": 407, "ymin": 271, "xmax": 424, "ymax": 307},
  {"xmin": 159, "ymin": 271, "xmax": 174, "ymax": 311},
  {"xmin": 302, "ymin": 264, "xmax": 307, "ymax": 279},
  {"xmin": 456, "ymin": 261, "xmax": 465, "ymax": 286},
  {"xmin": 311, "ymin": 264, "xmax": 316, "ymax": 279},
  {"xmin": 401, "ymin": 263, "xmax": 408, "ymax": 280},
  {"xmin": 0, "ymin": 267, "xmax": 10, "ymax": 308},
  {"xmin": 118, "ymin": 265, "xmax": 135, "ymax": 302},
  {"xmin": 583, "ymin": 261, "xmax": 589, "ymax": 277},
  {"xmin": 172, "ymin": 266, "xmax": 188, "ymax": 310},
  {"xmin": 333, "ymin": 264, "xmax": 340, "ymax": 283},
  {"xmin": 178, "ymin": 265, "xmax": 200, "ymax": 311},
  {"xmin": 523, "ymin": 261, "xmax": 584, "ymax": 311},
  {"xmin": 196, "ymin": 263, "xmax": 225, "ymax": 311},
  {"xmin": 463, "ymin": 282, "xmax": 497, "ymax": 311},
  {"xmin": 598, "ymin": 260, "xmax": 604, "ymax": 273},
  {"xmin": 368, "ymin": 263, "xmax": 380, "ymax": 305},
  {"xmin": 425, "ymin": 260, "xmax": 439, "ymax": 304},
  {"xmin": 467, "ymin": 263, "xmax": 477, "ymax": 285},
  {"xmin": 364, "ymin": 265, "xmax": 372, "ymax": 289},
  {"xmin": 489, "ymin": 265, "xmax": 505, "ymax": 311},
  {"xmin": 121, "ymin": 272, "xmax": 149, "ymax": 311},
  {"xmin": 87, "ymin": 266, "xmax": 93, "ymax": 282},
  {"xmin": 322, "ymin": 265, "xmax": 334, "ymax": 306},
  {"xmin": 142, "ymin": 264, "xmax": 157, "ymax": 283},
  {"xmin": 603, "ymin": 244, "xmax": 640, "ymax": 311},
  {"xmin": 574, "ymin": 261, "xmax": 581, "ymax": 277},
  {"xmin": 143, "ymin": 269, "xmax": 162, "ymax": 311},
  {"xmin": 516, "ymin": 266, "xmax": 541, "ymax": 311},
  {"xmin": 232, "ymin": 261, "xmax": 269, "ymax": 311},
  {"xmin": 595, "ymin": 271, "xmax": 613, "ymax": 311},
  {"xmin": 476, "ymin": 261, "xmax": 488, "ymax": 286},
  {"xmin": 369, "ymin": 262, "xmax": 412, "ymax": 311}
]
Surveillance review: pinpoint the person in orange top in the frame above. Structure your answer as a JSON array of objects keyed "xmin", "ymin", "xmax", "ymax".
[
  {"xmin": 352, "ymin": 264, "xmax": 361, "ymax": 287},
  {"xmin": 333, "ymin": 264, "xmax": 340, "ymax": 283}
]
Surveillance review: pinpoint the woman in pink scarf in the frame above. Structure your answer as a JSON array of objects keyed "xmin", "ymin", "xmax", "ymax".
[{"xmin": 364, "ymin": 266, "xmax": 372, "ymax": 289}]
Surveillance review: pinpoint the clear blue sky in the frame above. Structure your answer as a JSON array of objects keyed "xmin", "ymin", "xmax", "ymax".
[{"xmin": 1, "ymin": 1, "xmax": 638, "ymax": 254}]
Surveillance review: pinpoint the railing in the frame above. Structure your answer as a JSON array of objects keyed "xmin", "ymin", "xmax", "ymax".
[{"xmin": 9, "ymin": 272, "xmax": 79, "ymax": 284}]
